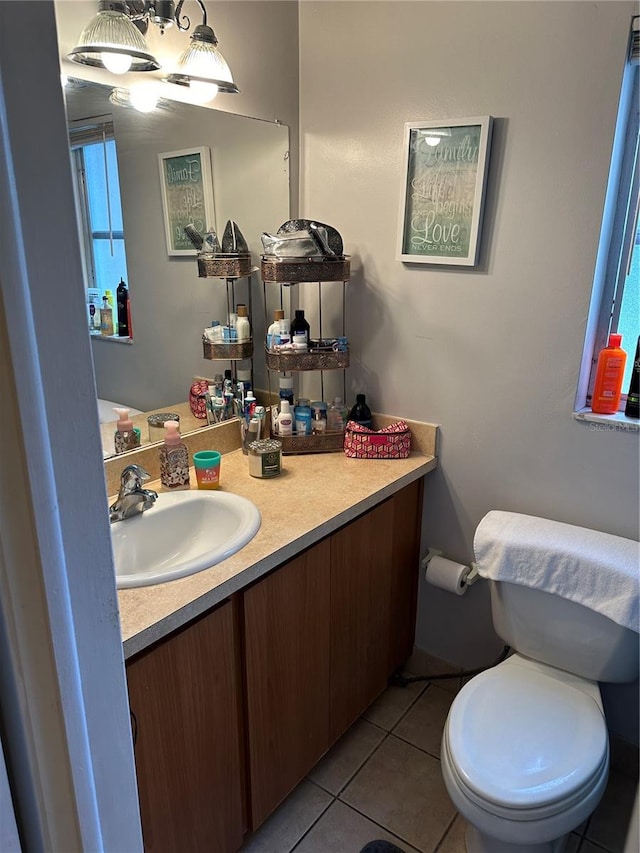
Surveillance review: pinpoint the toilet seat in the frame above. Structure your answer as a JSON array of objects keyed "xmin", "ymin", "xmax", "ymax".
[{"xmin": 446, "ymin": 658, "xmax": 608, "ymax": 819}]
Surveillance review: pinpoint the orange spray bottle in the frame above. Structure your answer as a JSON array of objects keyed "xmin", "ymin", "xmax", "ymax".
[{"xmin": 591, "ymin": 333, "xmax": 627, "ymax": 414}]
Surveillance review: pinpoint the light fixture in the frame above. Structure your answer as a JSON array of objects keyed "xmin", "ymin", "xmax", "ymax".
[
  {"xmin": 69, "ymin": 1, "xmax": 160, "ymax": 73},
  {"xmin": 69, "ymin": 1, "xmax": 239, "ymax": 97},
  {"xmin": 164, "ymin": 1, "xmax": 239, "ymax": 96}
]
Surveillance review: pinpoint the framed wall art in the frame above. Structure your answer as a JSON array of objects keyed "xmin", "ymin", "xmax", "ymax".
[
  {"xmin": 158, "ymin": 146, "xmax": 215, "ymax": 256},
  {"xmin": 396, "ymin": 116, "xmax": 493, "ymax": 266}
]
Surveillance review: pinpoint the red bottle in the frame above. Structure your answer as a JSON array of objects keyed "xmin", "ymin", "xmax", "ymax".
[{"xmin": 591, "ymin": 334, "xmax": 627, "ymax": 414}]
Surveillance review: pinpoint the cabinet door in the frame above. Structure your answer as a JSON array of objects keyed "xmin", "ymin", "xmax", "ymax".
[
  {"xmin": 126, "ymin": 599, "xmax": 245, "ymax": 853},
  {"xmin": 330, "ymin": 500, "xmax": 394, "ymax": 742},
  {"xmin": 388, "ymin": 478, "xmax": 424, "ymax": 672},
  {"xmin": 244, "ymin": 538, "xmax": 331, "ymax": 830}
]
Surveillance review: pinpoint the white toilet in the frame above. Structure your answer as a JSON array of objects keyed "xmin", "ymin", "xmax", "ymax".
[{"xmin": 440, "ymin": 511, "xmax": 639, "ymax": 853}]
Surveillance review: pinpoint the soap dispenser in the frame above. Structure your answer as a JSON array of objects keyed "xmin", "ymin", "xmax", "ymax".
[
  {"xmin": 159, "ymin": 421, "xmax": 190, "ymax": 490},
  {"xmin": 113, "ymin": 408, "xmax": 141, "ymax": 454}
]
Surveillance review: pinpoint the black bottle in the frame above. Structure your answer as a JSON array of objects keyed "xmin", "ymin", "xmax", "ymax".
[
  {"xmin": 624, "ymin": 336, "xmax": 639, "ymax": 418},
  {"xmin": 290, "ymin": 309, "xmax": 311, "ymax": 345},
  {"xmin": 349, "ymin": 394, "xmax": 372, "ymax": 428},
  {"xmin": 116, "ymin": 277, "xmax": 129, "ymax": 337}
]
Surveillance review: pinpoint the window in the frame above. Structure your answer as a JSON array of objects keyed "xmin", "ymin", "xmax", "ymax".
[
  {"xmin": 577, "ymin": 17, "xmax": 639, "ymax": 415},
  {"xmin": 69, "ymin": 116, "xmax": 131, "ymax": 337}
]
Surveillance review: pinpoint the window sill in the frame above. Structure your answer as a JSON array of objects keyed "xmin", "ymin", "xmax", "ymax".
[
  {"xmin": 90, "ymin": 332, "xmax": 133, "ymax": 345},
  {"xmin": 573, "ymin": 408, "xmax": 639, "ymax": 433}
]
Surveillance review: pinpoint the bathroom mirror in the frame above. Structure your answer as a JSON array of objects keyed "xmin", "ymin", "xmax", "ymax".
[{"xmin": 63, "ymin": 80, "xmax": 290, "ymax": 459}]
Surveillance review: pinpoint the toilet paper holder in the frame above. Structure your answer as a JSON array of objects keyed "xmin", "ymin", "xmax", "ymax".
[{"xmin": 421, "ymin": 548, "xmax": 480, "ymax": 587}]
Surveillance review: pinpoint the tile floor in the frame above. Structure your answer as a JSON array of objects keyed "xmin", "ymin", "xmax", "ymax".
[{"xmin": 240, "ymin": 655, "xmax": 639, "ymax": 853}]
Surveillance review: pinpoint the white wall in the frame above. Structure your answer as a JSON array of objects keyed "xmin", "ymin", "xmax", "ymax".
[{"xmin": 299, "ymin": 2, "xmax": 639, "ymax": 738}]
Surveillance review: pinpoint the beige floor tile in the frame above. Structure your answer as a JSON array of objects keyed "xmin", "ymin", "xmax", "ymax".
[
  {"xmin": 340, "ymin": 734, "xmax": 456, "ymax": 852},
  {"xmin": 241, "ymin": 780, "xmax": 332, "ymax": 853},
  {"xmin": 433, "ymin": 814, "xmax": 465, "ymax": 853},
  {"xmin": 309, "ymin": 719, "xmax": 387, "ymax": 795},
  {"xmin": 393, "ymin": 685, "xmax": 454, "ymax": 758},
  {"xmin": 363, "ymin": 679, "xmax": 428, "ymax": 731},
  {"xmin": 293, "ymin": 799, "xmax": 421, "ymax": 853},
  {"xmin": 585, "ymin": 771, "xmax": 638, "ymax": 853}
]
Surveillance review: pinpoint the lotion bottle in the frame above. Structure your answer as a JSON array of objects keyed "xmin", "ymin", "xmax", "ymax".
[
  {"xmin": 276, "ymin": 400, "xmax": 293, "ymax": 436},
  {"xmin": 113, "ymin": 408, "xmax": 141, "ymax": 454},
  {"xmin": 159, "ymin": 421, "xmax": 190, "ymax": 490},
  {"xmin": 267, "ymin": 309, "xmax": 284, "ymax": 350},
  {"xmin": 235, "ymin": 304, "xmax": 251, "ymax": 342},
  {"xmin": 592, "ymin": 334, "xmax": 627, "ymax": 414}
]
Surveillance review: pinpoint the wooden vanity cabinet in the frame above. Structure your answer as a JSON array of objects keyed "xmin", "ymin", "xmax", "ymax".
[
  {"xmin": 125, "ymin": 478, "xmax": 424, "ymax": 847},
  {"xmin": 243, "ymin": 537, "xmax": 332, "ymax": 828},
  {"xmin": 126, "ymin": 598, "xmax": 245, "ymax": 853},
  {"xmin": 244, "ymin": 478, "xmax": 424, "ymax": 830},
  {"xmin": 329, "ymin": 499, "xmax": 394, "ymax": 741}
]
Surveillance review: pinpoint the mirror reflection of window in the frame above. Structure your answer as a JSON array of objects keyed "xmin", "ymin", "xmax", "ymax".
[{"xmin": 69, "ymin": 116, "xmax": 132, "ymax": 339}]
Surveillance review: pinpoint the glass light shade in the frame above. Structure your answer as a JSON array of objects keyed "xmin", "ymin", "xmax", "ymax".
[
  {"xmin": 165, "ymin": 25, "xmax": 239, "ymax": 94},
  {"xmin": 69, "ymin": 5, "xmax": 160, "ymax": 72},
  {"xmin": 129, "ymin": 85, "xmax": 160, "ymax": 112}
]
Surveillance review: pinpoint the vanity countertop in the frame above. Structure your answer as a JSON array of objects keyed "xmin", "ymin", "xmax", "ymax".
[{"xmin": 118, "ymin": 441, "xmax": 437, "ymax": 659}]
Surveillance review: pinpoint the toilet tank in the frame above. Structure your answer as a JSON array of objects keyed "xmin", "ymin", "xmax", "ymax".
[{"xmin": 490, "ymin": 581, "xmax": 639, "ymax": 683}]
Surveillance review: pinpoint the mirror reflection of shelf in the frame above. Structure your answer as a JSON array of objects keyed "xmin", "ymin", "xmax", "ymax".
[
  {"xmin": 203, "ymin": 340, "xmax": 253, "ymax": 361},
  {"xmin": 200, "ymin": 271, "xmax": 255, "ymax": 382},
  {"xmin": 198, "ymin": 256, "xmax": 254, "ymax": 279}
]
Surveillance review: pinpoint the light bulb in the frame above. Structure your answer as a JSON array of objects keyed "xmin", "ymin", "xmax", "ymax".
[
  {"xmin": 102, "ymin": 51, "xmax": 132, "ymax": 74},
  {"xmin": 129, "ymin": 86, "xmax": 159, "ymax": 112},
  {"xmin": 188, "ymin": 81, "xmax": 219, "ymax": 104},
  {"xmin": 425, "ymin": 136, "xmax": 440, "ymax": 147}
]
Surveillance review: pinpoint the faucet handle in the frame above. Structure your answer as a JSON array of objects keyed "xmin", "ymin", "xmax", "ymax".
[{"xmin": 119, "ymin": 464, "xmax": 151, "ymax": 494}]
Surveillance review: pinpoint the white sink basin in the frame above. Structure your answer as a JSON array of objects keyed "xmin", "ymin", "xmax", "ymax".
[{"xmin": 112, "ymin": 490, "xmax": 261, "ymax": 589}]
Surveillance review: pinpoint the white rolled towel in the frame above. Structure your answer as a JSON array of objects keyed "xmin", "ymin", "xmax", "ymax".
[{"xmin": 474, "ymin": 510, "xmax": 639, "ymax": 631}]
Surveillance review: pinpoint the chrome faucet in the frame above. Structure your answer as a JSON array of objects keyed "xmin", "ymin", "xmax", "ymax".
[{"xmin": 110, "ymin": 464, "xmax": 158, "ymax": 523}]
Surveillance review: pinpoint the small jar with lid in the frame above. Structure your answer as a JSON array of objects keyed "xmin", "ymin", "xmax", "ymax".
[
  {"xmin": 248, "ymin": 439, "xmax": 282, "ymax": 478},
  {"xmin": 147, "ymin": 412, "xmax": 180, "ymax": 443}
]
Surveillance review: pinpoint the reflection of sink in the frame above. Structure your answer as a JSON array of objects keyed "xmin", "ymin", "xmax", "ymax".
[{"xmin": 112, "ymin": 490, "xmax": 261, "ymax": 589}]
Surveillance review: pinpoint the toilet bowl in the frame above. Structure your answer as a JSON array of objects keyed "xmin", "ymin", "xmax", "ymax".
[
  {"xmin": 438, "ymin": 510, "xmax": 639, "ymax": 853},
  {"xmin": 441, "ymin": 655, "xmax": 609, "ymax": 853}
]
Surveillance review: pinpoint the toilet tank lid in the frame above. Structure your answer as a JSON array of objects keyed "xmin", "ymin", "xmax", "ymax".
[{"xmin": 473, "ymin": 511, "xmax": 639, "ymax": 632}]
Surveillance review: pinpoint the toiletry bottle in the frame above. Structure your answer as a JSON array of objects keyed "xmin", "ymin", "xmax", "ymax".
[
  {"xmin": 624, "ymin": 336, "xmax": 639, "ymax": 418},
  {"xmin": 116, "ymin": 277, "xmax": 129, "ymax": 337},
  {"xmin": 159, "ymin": 421, "xmax": 190, "ymax": 490},
  {"xmin": 243, "ymin": 417, "xmax": 261, "ymax": 454},
  {"xmin": 113, "ymin": 408, "xmax": 141, "ymax": 454},
  {"xmin": 100, "ymin": 296, "xmax": 114, "ymax": 336},
  {"xmin": 237, "ymin": 365, "xmax": 252, "ymax": 393},
  {"xmin": 278, "ymin": 317, "xmax": 291, "ymax": 347},
  {"xmin": 235, "ymin": 304, "xmax": 250, "ymax": 342},
  {"xmin": 290, "ymin": 309, "xmax": 311, "ymax": 346},
  {"xmin": 276, "ymin": 400, "xmax": 293, "ymax": 436},
  {"xmin": 223, "ymin": 369, "xmax": 235, "ymax": 419},
  {"xmin": 349, "ymin": 394, "xmax": 373, "ymax": 428},
  {"xmin": 294, "ymin": 398, "xmax": 312, "ymax": 435},
  {"xmin": 105, "ymin": 289, "xmax": 116, "ymax": 332},
  {"xmin": 244, "ymin": 391, "xmax": 257, "ymax": 423},
  {"xmin": 279, "ymin": 373, "xmax": 294, "ymax": 407},
  {"xmin": 592, "ymin": 334, "xmax": 627, "ymax": 414},
  {"xmin": 267, "ymin": 309, "xmax": 284, "ymax": 350},
  {"xmin": 312, "ymin": 406, "xmax": 326, "ymax": 434},
  {"xmin": 327, "ymin": 397, "xmax": 349, "ymax": 432}
]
